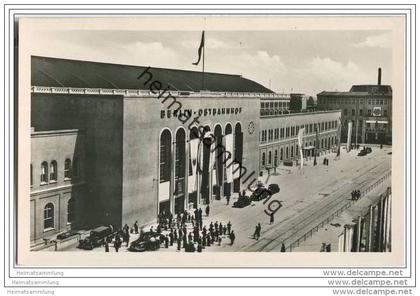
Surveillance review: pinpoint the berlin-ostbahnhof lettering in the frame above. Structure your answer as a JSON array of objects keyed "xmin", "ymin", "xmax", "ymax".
[{"xmin": 160, "ymin": 107, "xmax": 243, "ymax": 119}]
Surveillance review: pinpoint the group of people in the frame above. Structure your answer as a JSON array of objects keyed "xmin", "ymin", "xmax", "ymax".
[
  {"xmin": 322, "ymin": 158, "xmax": 329, "ymax": 165},
  {"xmin": 351, "ymin": 189, "xmax": 361, "ymax": 201},
  {"xmin": 105, "ymin": 205, "xmax": 236, "ymax": 253}
]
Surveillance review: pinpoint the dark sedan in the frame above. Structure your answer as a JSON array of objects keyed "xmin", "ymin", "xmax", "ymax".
[{"xmin": 128, "ymin": 232, "xmax": 164, "ymax": 252}]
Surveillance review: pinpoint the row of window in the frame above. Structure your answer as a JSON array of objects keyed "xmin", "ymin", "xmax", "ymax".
[
  {"xmin": 260, "ymin": 100, "xmax": 290, "ymax": 116},
  {"xmin": 319, "ymin": 97, "xmax": 388, "ymax": 106},
  {"xmin": 43, "ymin": 199, "xmax": 75, "ymax": 230},
  {"xmin": 343, "ymin": 109, "xmax": 388, "ymax": 117},
  {"xmin": 260, "ymin": 136, "xmax": 337, "ymax": 167},
  {"xmin": 260, "ymin": 120, "xmax": 338, "ymax": 143},
  {"xmin": 31, "ymin": 158, "xmax": 79, "ymax": 186}
]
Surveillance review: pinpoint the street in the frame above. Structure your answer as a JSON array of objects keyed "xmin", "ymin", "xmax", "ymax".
[{"xmin": 61, "ymin": 146, "xmax": 392, "ymax": 253}]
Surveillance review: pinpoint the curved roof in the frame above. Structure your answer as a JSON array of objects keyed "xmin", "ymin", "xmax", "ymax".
[{"xmin": 31, "ymin": 56, "xmax": 274, "ymax": 93}]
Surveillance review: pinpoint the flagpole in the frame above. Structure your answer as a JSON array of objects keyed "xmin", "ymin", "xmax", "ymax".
[{"xmin": 202, "ymin": 31, "xmax": 205, "ymax": 90}]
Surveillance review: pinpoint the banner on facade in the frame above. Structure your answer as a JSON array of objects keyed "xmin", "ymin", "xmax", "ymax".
[
  {"xmin": 225, "ymin": 133, "xmax": 234, "ymax": 183},
  {"xmin": 347, "ymin": 121, "xmax": 353, "ymax": 152},
  {"xmin": 297, "ymin": 128, "xmax": 305, "ymax": 170},
  {"xmin": 188, "ymin": 138, "xmax": 200, "ymax": 193}
]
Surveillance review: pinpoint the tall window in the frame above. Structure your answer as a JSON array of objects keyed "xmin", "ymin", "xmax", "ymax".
[
  {"xmin": 291, "ymin": 146, "xmax": 294, "ymax": 158},
  {"xmin": 274, "ymin": 150, "xmax": 278, "ymax": 167},
  {"xmin": 280, "ymin": 148, "xmax": 283, "ymax": 161},
  {"xmin": 50, "ymin": 161, "xmax": 57, "ymax": 182},
  {"xmin": 41, "ymin": 161, "xmax": 48, "ymax": 184},
  {"xmin": 159, "ymin": 130, "xmax": 171, "ymax": 182},
  {"xmin": 268, "ymin": 151, "xmax": 272, "ymax": 165},
  {"xmin": 359, "ymin": 109, "xmax": 363, "ymax": 116},
  {"xmin": 368, "ymin": 109, "xmax": 372, "ymax": 116},
  {"xmin": 30, "ymin": 164, "xmax": 33, "ymax": 186},
  {"xmin": 352, "ymin": 109, "xmax": 356, "ymax": 116},
  {"xmin": 344, "ymin": 109, "xmax": 348, "ymax": 116},
  {"xmin": 384, "ymin": 110, "xmax": 388, "ymax": 117},
  {"xmin": 44, "ymin": 203, "xmax": 54, "ymax": 229},
  {"xmin": 64, "ymin": 159, "xmax": 72, "ymax": 180},
  {"xmin": 262, "ymin": 152, "xmax": 266, "ymax": 166},
  {"xmin": 67, "ymin": 198, "xmax": 75, "ymax": 223},
  {"xmin": 286, "ymin": 147, "xmax": 289, "ymax": 159}
]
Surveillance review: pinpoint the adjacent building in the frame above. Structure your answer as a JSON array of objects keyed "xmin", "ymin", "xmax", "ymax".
[{"xmin": 317, "ymin": 68, "xmax": 392, "ymax": 145}]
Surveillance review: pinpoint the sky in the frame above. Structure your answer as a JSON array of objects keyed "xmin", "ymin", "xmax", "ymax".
[{"xmin": 29, "ymin": 30, "xmax": 392, "ymax": 97}]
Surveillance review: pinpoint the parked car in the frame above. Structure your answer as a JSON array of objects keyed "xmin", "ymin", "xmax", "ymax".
[
  {"xmin": 233, "ymin": 195, "xmax": 252, "ymax": 208},
  {"xmin": 250, "ymin": 186, "xmax": 271, "ymax": 201},
  {"xmin": 77, "ymin": 226, "xmax": 114, "ymax": 250},
  {"xmin": 358, "ymin": 150, "xmax": 367, "ymax": 156},
  {"xmin": 128, "ymin": 232, "xmax": 163, "ymax": 252},
  {"xmin": 268, "ymin": 184, "xmax": 280, "ymax": 195}
]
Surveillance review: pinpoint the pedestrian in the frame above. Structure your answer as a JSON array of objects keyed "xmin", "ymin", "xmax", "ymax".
[
  {"xmin": 133, "ymin": 221, "xmax": 139, "ymax": 234},
  {"xmin": 218, "ymin": 237, "xmax": 222, "ymax": 246},
  {"xmin": 253, "ymin": 225, "xmax": 259, "ymax": 240},
  {"xmin": 205, "ymin": 205, "xmax": 210, "ymax": 216},
  {"xmin": 197, "ymin": 243, "xmax": 202, "ymax": 253},
  {"xmin": 227, "ymin": 221, "xmax": 232, "ymax": 234},
  {"xmin": 177, "ymin": 238, "xmax": 181, "ymax": 251},
  {"xmin": 124, "ymin": 232, "xmax": 130, "ymax": 247},
  {"xmin": 104, "ymin": 242, "xmax": 109, "ymax": 252},
  {"xmin": 280, "ymin": 243, "xmax": 286, "ymax": 252},
  {"xmin": 188, "ymin": 232, "xmax": 193, "ymax": 242},
  {"xmin": 202, "ymin": 235, "xmax": 207, "ymax": 247},
  {"xmin": 114, "ymin": 239, "xmax": 121, "ymax": 252},
  {"xmin": 215, "ymin": 221, "xmax": 219, "ymax": 233},
  {"xmin": 123, "ymin": 223, "xmax": 129, "ymax": 233},
  {"xmin": 269, "ymin": 212, "xmax": 274, "ymax": 225},
  {"xmin": 164, "ymin": 235, "xmax": 169, "ymax": 248},
  {"xmin": 206, "ymin": 234, "xmax": 211, "ymax": 246},
  {"xmin": 169, "ymin": 230, "xmax": 174, "ymax": 246},
  {"xmin": 226, "ymin": 195, "xmax": 230, "ymax": 205},
  {"xmin": 229, "ymin": 231, "xmax": 236, "ymax": 245},
  {"xmin": 257, "ymin": 223, "xmax": 262, "ymax": 239},
  {"xmin": 219, "ymin": 223, "xmax": 223, "ymax": 236},
  {"xmin": 223, "ymin": 225, "xmax": 227, "ymax": 235}
]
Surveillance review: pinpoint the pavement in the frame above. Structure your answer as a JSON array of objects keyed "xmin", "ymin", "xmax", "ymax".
[{"xmin": 60, "ymin": 146, "xmax": 392, "ymax": 253}]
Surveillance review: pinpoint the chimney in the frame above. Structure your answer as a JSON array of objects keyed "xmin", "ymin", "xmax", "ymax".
[{"xmin": 377, "ymin": 67, "xmax": 382, "ymax": 85}]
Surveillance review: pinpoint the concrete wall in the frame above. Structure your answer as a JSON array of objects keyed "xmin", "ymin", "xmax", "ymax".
[{"xmin": 31, "ymin": 94, "xmax": 124, "ymax": 228}]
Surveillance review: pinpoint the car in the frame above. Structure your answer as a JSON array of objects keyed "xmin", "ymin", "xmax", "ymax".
[
  {"xmin": 250, "ymin": 187, "xmax": 271, "ymax": 201},
  {"xmin": 128, "ymin": 232, "xmax": 164, "ymax": 252},
  {"xmin": 233, "ymin": 195, "xmax": 252, "ymax": 208},
  {"xmin": 358, "ymin": 150, "xmax": 367, "ymax": 156},
  {"xmin": 77, "ymin": 226, "xmax": 115, "ymax": 250},
  {"xmin": 268, "ymin": 184, "xmax": 280, "ymax": 195}
]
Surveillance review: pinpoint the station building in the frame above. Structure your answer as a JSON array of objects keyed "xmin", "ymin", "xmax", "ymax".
[{"xmin": 30, "ymin": 56, "xmax": 341, "ymax": 244}]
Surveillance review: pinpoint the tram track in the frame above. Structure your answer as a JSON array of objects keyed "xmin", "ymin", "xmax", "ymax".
[{"xmin": 240, "ymin": 161, "xmax": 391, "ymax": 252}]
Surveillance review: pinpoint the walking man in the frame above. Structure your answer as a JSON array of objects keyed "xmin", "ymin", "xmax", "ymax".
[
  {"xmin": 229, "ymin": 231, "xmax": 236, "ymax": 245},
  {"xmin": 269, "ymin": 212, "xmax": 274, "ymax": 225}
]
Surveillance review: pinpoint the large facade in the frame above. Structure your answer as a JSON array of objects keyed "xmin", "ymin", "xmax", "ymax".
[
  {"xmin": 30, "ymin": 56, "xmax": 341, "ymax": 243},
  {"xmin": 317, "ymin": 68, "xmax": 392, "ymax": 145}
]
